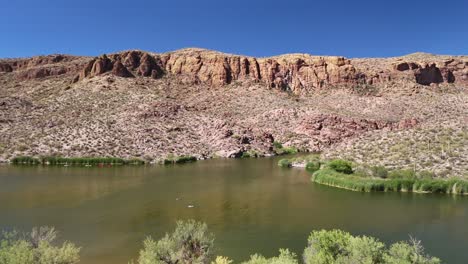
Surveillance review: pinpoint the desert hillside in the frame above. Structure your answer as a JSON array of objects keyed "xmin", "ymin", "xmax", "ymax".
[{"xmin": 0, "ymin": 48, "xmax": 466, "ymax": 176}]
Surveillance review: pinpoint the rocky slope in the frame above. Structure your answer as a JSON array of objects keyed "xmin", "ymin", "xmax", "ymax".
[{"xmin": 0, "ymin": 48, "xmax": 466, "ymax": 176}]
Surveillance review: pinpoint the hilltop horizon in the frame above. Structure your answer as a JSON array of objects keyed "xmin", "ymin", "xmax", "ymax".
[{"xmin": 1, "ymin": 47, "xmax": 466, "ymax": 60}]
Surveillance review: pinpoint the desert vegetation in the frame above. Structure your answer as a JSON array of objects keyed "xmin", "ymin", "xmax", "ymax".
[
  {"xmin": 0, "ymin": 221, "xmax": 444, "ymax": 264},
  {"xmin": 273, "ymin": 142, "xmax": 299, "ymax": 156},
  {"xmin": 10, "ymin": 156, "xmax": 145, "ymax": 166},
  {"xmin": 133, "ymin": 220, "xmax": 440, "ymax": 264},
  {"xmin": 0, "ymin": 226, "xmax": 80, "ymax": 264},
  {"xmin": 325, "ymin": 126, "xmax": 468, "ymax": 178}
]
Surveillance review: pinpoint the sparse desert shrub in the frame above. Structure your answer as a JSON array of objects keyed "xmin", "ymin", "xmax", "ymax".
[
  {"xmin": 0, "ymin": 226, "xmax": 80, "ymax": 264},
  {"xmin": 327, "ymin": 159, "xmax": 353, "ymax": 174},
  {"xmin": 135, "ymin": 220, "xmax": 214, "ymax": 264}
]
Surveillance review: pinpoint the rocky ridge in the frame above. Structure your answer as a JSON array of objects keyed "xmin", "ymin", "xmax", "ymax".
[{"xmin": 1, "ymin": 49, "xmax": 466, "ymax": 94}]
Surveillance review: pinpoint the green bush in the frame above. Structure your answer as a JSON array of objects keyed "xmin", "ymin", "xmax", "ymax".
[
  {"xmin": 278, "ymin": 159, "xmax": 292, "ymax": 168},
  {"xmin": 303, "ymin": 229, "xmax": 352, "ymax": 264},
  {"xmin": 305, "ymin": 162, "xmax": 321, "ymax": 173},
  {"xmin": 371, "ymin": 166, "xmax": 388, "ymax": 179},
  {"xmin": 303, "ymin": 230, "xmax": 439, "ymax": 264},
  {"xmin": 273, "ymin": 141, "xmax": 298, "ymax": 155},
  {"xmin": 0, "ymin": 226, "xmax": 80, "ymax": 264},
  {"xmin": 384, "ymin": 239, "xmax": 440, "ymax": 264},
  {"xmin": 164, "ymin": 155, "xmax": 197, "ymax": 164},
  {"xmin": 273, "ymin": 141, "xmax": 283, "ymax": 149},
  {"xmin": 327, "ymin": 159, "xmax": 353, "ymax": 174},
  {"xmin": 388, "ymin": 169, "xmax": 416, "ymax": 180},
  {"xmin": 135, "ymin": 220, "xmax": 214, "ymax": 264},
  {"xmin": 241, "ymin": 249, "xmax": 298, "ymax": 264}
]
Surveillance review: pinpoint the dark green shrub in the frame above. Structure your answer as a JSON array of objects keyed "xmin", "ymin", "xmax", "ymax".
[
  {"xmin": 278, "ymin": 159, "xmax": 292, "ymax": 168},
  {"xmin": 11, "ymin": 156, "xmax": 40, "ymax": 165},
  {"xmin": 371, "ymin": 166, "xmax": 388, "ymax": 178},
  {"xmin": 305, "ymin": 162, "xmax": 321, "ymax": 172},
  {"xmin": 273, "ymin": 141, "xmax": 283, "ymax": 149},
  {"xmin": 327, "ymin": 159, "xmax": 353, "ymax": 174},
  {"xmin": 388, "ymin": 169, "xmax": 416, "ymax": 180},
  {"xmin": 175, "ymin": 155, "xmax": 197, "ymax": 164}
]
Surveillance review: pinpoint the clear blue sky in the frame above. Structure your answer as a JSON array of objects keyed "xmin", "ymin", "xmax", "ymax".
[{"xmin": 2, "ymin": 0, "xmax": 467, "ymax": 58}]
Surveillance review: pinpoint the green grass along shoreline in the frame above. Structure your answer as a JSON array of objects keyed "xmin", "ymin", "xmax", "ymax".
[{"xmin": 279, "ymin": 157, "xmax": 468, "ymax": 195}]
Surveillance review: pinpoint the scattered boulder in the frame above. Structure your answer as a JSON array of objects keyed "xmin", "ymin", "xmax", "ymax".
[
  {"xmin": 112, "ymin": 61, "xmax": 133, "ymax": 77},
  {"xmin": 415, "ymin": 64, "xmax": 443, "ymax": 85},
  {"xmin": 0, "ymin": 63, "xmax": 12, "ymax": 72}
]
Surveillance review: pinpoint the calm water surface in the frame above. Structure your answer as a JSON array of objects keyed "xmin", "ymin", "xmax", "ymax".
[{"xmin": 0, "ymin": 157, "xmax": 467, "ymax": 264}]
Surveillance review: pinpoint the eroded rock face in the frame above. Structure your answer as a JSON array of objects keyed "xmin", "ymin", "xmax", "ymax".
[
  {"xmin": 1, "ymin": 49, "xmax": 467, "ymax": 91},
  {"xmin": 70, "ymin": 49, "xmax": 365, "ymax": 92}
]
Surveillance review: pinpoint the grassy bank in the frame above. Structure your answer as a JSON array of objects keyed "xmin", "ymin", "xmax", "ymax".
[
  {"xmin": 10, "ymin": 156, "xmax": 145, "ymax": 166},
  {"xmin": 279, "ymin": 156, "xmax": 468, "ymax": 195},
  {"xmin": 312, "ymin": 168, "xmax": 468, "ymax": 194}
]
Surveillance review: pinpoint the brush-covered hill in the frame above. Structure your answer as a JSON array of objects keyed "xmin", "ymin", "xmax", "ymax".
[{"xmin": 0, "ymin": 48, "xmax": 466, "ymax": 176}]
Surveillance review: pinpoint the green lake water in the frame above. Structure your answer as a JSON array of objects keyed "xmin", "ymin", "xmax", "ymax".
[{"xmin": 0, "ymin": 156, "xmax": 467, "ymax": 263}]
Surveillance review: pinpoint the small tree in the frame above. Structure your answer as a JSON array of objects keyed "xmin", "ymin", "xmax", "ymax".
[{"xmin": 137, "ymin": 220, "xmax": 214, "ymax": 264}]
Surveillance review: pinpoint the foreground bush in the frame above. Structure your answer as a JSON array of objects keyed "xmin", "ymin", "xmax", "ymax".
[
  {"xmin": 133, "ymin": 220, "xmax": 442, "ymax": 264},
  {"xmin": 304, "ymin": 230, "xmax": 440, "ymax": 264},
  {"xmin": 0, "ymin": 226, "xmax": 80, "ymax": 264},
  {"xmin": 136, "ymin": 220, "xmax": 214, "ymax": 264}
]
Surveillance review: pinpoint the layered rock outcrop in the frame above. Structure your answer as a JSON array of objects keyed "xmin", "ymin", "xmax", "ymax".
[{"xmin": 1, "ymin": 49, "xmax": 467, "ymax": 93}]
